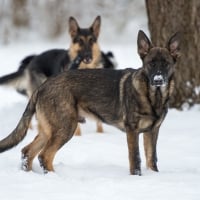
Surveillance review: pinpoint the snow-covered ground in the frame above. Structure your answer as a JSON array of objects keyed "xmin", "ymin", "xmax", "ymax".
[{"xmin": 0, "ymin": 41, "xmax": 200, "ymax": 200}]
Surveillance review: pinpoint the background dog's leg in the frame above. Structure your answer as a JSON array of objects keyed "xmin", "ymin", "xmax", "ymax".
[
  {"xmin": 74, "ymin": 124, "xmax": 81, "ymax": 136},
  {"xmin": 96, "ymin": 121, "xmax": 103, "ymax": 133},
  {"xmin": 143, "ymin": 128, "xmax": 159, "ymax": 172},
  {"xmin": 126, "ymin": 130, "xmax": 141, "ymax": 175}
]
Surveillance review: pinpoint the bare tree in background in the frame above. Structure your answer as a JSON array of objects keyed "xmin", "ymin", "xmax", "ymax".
[
  {"xmin": 11, "ymin": 0, "xmax": 29, "ymax": 27},
  {"xmin": 0, "ymin": 0, "xmax": 146, "ymax": 43},
  {"xmin": 145, "ymin": 0, "xmax": 200, "ymax": 109}
]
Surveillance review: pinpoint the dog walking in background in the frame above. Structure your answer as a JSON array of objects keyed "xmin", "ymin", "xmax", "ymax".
[
  {"xmin": 0, "ymin": 30, "xmax": 180, "ymax": 175},
  {"xmin": 0, "ymin": 16, "xmax": 117, "ymax": 135}
]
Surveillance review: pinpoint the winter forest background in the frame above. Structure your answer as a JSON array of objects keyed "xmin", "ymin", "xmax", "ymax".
[
  {"xmin": 0, "ymin": 0, "xmax": 147, "ymax": 44},
  {"xmin": 1, "ymin": 0, "xmax": 200, "ymax": 108},
  {"xmin": 0, "ymin": 1, "xmax": 200, "ymax": 200}
]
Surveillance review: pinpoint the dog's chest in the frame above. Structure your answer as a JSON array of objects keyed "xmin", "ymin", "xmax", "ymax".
[
  {"xmin": 149, "ymin": 86, "xmax": 168, "ymax": 114},
  {"xmin": 126, "ymin": 87, "xmax": 168, "ymax": 132},
  {"xmin": 137, "ymin": 110, "xmax": 166, "ymax": 132}
]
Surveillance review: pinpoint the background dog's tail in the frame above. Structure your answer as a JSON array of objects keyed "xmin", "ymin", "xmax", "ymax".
[
  {"xmin": 0, "ymin": 90, "xmax": 38, "ymax": 153},
  {"xmin": 101, "ymin": 51, "xmax": 118, "ymax": 69},
  {"xmin": 0, "ymin": 70, "xmax": 25, "ymax": 85},
  {"xmin": 18, "ymin": 55, "xmax": 35, "ymax": 71},
  {"xmin": 0, "ymin": 55, "xmax": 35, "ymax": 95}
]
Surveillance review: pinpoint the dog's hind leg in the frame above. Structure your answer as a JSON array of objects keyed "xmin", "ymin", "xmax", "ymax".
[
  {"xmin": 143, "ymin": 128, "xmax": 159, "ymax": 172},
  {"xmin": 38, "ymin": 127, "xmax": 76, "ymax": 172},
  {"xmin": 21, "ymin": 124, "xmax": 49, "ymax": 171},
  {"xmin": 38, "ymin": 115, "xmax": 78, "ymax": 173}
]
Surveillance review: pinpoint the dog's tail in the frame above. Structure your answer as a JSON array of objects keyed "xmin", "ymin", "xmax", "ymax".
[
  {"xmin": 0, "ymin": 91, "xmax": 38, "ymax": 153},
  {"xmin": 0, "ymin": 70, "xmax": 24, "ymax": 85},
  {"xmin": 18, "ymin": 55, "xmax": 35, "ymax": 71},
  {"xmin": 0, "ymin": 55, "xmax": 35, "ymax": 93},
  {"xmin": 101, "ymin": 51, "xmax": 118, "ymax": 69}
]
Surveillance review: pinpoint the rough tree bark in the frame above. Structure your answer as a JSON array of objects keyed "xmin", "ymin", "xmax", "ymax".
[{"xmin": 145, "ymin": 0, "xmax": 200, "ymax": 109}]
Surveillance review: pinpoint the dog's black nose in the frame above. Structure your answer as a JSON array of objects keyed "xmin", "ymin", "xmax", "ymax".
[{"xmin": 82, "ymin": 53, "xmax": 92, "ymax": 64}]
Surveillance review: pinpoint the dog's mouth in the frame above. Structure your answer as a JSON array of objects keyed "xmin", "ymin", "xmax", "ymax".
[
  {"xmin": 151, "ymin": 74, "xmax": 167, "ymax": 87},
  {"xmin": 82, "ymin": 56, "xmax": 92, "ymax": 64}
]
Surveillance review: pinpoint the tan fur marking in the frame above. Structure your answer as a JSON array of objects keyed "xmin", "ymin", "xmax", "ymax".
[
  {"xmin": 119, "ymin": 72, "xmax": 131, "ymax": 103},
  {"xmin": 69, "ymin": 43, "xmax": 102, "ymax": 69},
  {"xmin": 96, "ymin": 121, "xmax": 103, "ymax": 133},
  {"xmin": 36, "ymin": 111, "xmax": 52, "ymax": 139},
  {"xmin": 138, "ymin": 118, "xmax": 153, "ymax": 130},
  {"xmin": 74, "ymin": 124, "xmax": 81, "ymax": 136}
]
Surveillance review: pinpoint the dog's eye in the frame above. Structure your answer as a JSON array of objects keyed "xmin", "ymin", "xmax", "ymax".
[
  {"xmin": 78, "ymin": 38, "xmax": 84, "ymax": 46},
  {"xmin": 166, "ymin": 63, "xmax": 171, "ymax": 68},
  {"xmin": 147, "ymin": 63, "xmax": 154, "ymax": 69},
  {"xmin": 88, "ymin": 38, "xmax": 94, "ymax": 45},
  {"xmin": 150, "ymin": 62, "xmax": 156, "ymax": 67}
]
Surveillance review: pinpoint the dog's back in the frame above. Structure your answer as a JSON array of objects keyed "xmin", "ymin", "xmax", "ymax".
[
  {"xmin": 39, "ymin": 68, "xmax": 134, "ymax": 129},
  {"xmin": 28, "ymin": 49, "xmax": 69, "ymax": 76}
]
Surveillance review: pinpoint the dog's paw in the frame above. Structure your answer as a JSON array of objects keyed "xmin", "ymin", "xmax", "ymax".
[
  {"xmin": 130, "ymin": 168, "xmax": 142, "ymax": 176},
  {"xmin": 21, "ymin": 154, "xmax": 30, "ymax": 171}
]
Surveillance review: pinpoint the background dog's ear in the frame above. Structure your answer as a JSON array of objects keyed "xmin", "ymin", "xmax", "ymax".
[
  {"xmin": 69, "ymin": 17, "xmax": 79, "ymax": 38},
  {"xmin": 167, "ymin": 32, "xmax": 181, "ymax": 61},
  {"xmin": 91, "ymin": 16, "xmax": 101, "ymax": 39},
  {"xmin": 137, "ymin": 30, "xmax": 152, "ymax": 59}
]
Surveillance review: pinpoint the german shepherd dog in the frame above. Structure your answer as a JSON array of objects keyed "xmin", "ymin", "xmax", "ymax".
[
  {"xmin": 0, "ymin": 30, "xmax": 180, "ymax": 175},
  {"xmin": 0, "ymin": 16, "xmax": 117, "ymax": 135}
]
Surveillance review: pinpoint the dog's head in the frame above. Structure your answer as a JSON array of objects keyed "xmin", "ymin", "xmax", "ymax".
[
  {"xmin": 137, "ymin": 30, "xmax": 180, "ymax": 87},
  {"xmin": 68, "ymin": 16, "xmax": 101, "ymax": 66}
]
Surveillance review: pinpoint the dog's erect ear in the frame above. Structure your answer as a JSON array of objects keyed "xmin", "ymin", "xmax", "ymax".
[
  {"xmin": 90, "ymin": 16, "xmax": 101, "ymax": 38},
  {"xmin": 69, "ymin": 17, "xmax": 79, "ymax": 38},
  {"xmin": 167, "ymin": 32, "xmax": 181, "ymax": 61},
  {"xmin": 137, "ymin": 30, "xmax": 153, "ymax": 59}
]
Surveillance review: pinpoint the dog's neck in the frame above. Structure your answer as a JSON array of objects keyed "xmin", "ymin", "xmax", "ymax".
[
  {"xmin": 132, "ymin": 70, "xmax": 174, "ymax": 116},
  {"xmin": 149, "ymin": 77, "xmax": 174, "ymax": 116}
]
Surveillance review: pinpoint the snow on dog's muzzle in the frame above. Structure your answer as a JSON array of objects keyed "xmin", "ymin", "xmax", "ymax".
[{"xmin": 152, "ymin": 74, "xmax": 165, "ymax": 87}]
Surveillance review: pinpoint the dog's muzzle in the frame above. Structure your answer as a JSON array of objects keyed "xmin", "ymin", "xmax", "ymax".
[
  {"xmin": 82, "ymin": 53, "xmax": 92, "ymax": 64},
  {"xmin": 152, "ymin": 74, "xmax": 166, "ymax": 87},
  {"xmin": 78, "ymin": 51, "xmax": 92, "ymax": 64},
  {"xmin": 83, "ymin": 57, "xmax": 92, "ymax": 64}
]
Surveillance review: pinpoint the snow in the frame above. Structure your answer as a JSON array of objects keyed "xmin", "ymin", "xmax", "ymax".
[{"xmin": 0, "ymin": 41, "xmax": 200, "ymax": 200}]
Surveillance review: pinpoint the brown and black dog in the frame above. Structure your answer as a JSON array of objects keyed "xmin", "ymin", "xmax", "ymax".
[
  {"xmin": 0, "ymin": 30, "xmax": 180, "ymax": 175},
  {"xmin": 0, "ymin": 16, "xmax": 117, "ymax": 135}
]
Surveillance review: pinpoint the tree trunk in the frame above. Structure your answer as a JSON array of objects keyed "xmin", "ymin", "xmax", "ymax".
[
  {"xmin": 11, "ymin": 0, "xmax": 29, "ymax": 27},
  {"xmin": 145, "ymin": 0, "xmax": 200, "ymax": 109}
]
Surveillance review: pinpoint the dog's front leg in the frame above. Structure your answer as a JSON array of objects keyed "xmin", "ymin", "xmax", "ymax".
[
  {"xmin": 126, "ymin": 129, "xmax": 141, "ymax": 175},
  {"xmin": 143, "ymin": 127, "xmax": 159, "ymax": 172}
]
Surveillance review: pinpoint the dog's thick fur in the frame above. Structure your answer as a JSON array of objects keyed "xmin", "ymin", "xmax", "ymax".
[
  {"xmin": 0, "ymin": 30, "xmax": 180, "ymax": 175},
  {"xmin": 0, "ymin": 16, "xmax": 117, "ymax": 135}
]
